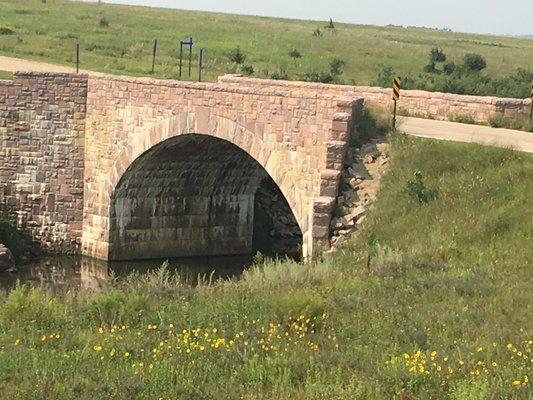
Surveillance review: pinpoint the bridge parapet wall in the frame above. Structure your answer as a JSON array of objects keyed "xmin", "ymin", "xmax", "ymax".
[
  {"xmin": 218, "ymin": 75, "xmax": 531, "ymax": 122},
  {"xmin": 0, "ymin": 72, "xmax": 87, "ymax": 252}
]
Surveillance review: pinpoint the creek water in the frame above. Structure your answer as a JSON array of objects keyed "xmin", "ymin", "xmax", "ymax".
[{"xmin": 0, "ymin": 254, "xmax": 251, "ymax": 295}]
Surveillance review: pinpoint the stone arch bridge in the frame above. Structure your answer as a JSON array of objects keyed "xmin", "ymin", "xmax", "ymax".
[{"xmin": 0, "ymin": 72, "xmax": 363, "ymax": 260}]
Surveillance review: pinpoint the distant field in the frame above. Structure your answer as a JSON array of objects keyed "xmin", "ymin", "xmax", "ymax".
[{"xmin": 0, "ymin": 0, "xmax": 532, "ymax": 85}]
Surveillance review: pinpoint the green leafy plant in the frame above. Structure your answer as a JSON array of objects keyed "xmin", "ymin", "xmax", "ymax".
[
  {"xmin": 448, "ymin": 113, "xmax": 476, "ymax": 124},
  {"xmin": 0, "ymin": 24, "xmax": 15, "ymax": 35},
  {"xmin": 405, "ymin": 171, "xmax": 438, "ymax": 203},
  {"xmin": 269, "ymin": 67, "xmax": 288, "ymax": 80},
  {"xmin": 329, "ymin": 58, "xmax": 346, "ymax": 76},
  {"xmin": 240, "ymin": 64, "xmax": 254, "ymax": 76},
  {"xmin": 463, "ymin": 53, "xmax": 486, "ymax": 72},
  {"xmin": 99, "ymin": 17, "xmax": 109, "ymax": 28},
  {"xmin": 228, "ymin": 47, "xmax": 246, "ymax": 64},
  {"xmin": 289, "ymin": 49, "xmax": 301, "ymax": 59}
]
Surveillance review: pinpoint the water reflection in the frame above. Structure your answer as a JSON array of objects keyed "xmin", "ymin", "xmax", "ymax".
[{"xmin": 0, "ymin": 255, "xmax": 251, "ymax": 295}]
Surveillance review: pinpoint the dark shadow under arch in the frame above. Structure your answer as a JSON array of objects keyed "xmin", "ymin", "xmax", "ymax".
[{"xmin": 109, "ymin": 134, "xmax": 302, "ymax": 261}]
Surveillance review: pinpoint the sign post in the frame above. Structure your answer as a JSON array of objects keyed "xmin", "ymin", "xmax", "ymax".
[
  {"xmin": 187, "ymin": 37, "xmax": 193, "ymax": 77},
  {"xmin": 529, "ymin": 83, "xmax": 533, "ymax": 121},
  {"xmin": 392, "ymin": 76, "xmax": 401, "ymax": 130},
  {"xmin": 151, "ymin": 39, "xmax": 157, "ymax": 74},
  {"xmin": 179, "ymin": 37, "xmax": 194, "ymax": 79},
  {"xmin": 76, "ymin": 42, "xmax": 80, "ymax": 73},
  {"xmin": 198, "ymin": 48, "xmax": 204, "ymax": 82},
  {"xmin": 179, "ymin": 41, "xmax": 183, "ymax": 78}
]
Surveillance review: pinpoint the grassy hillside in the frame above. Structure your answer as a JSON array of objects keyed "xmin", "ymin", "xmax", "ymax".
[
  {"xmin": 1, "ymin": 135, "xmax": 531, "ymax": 399},
  {"xmin": 0, "ymin": 0, "xmax": 532, "ymax": 87}
]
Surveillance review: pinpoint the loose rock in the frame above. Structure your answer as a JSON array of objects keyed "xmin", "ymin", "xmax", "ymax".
[{"xmin": 0, "ymin": 244, "xmax": 16, "ymax": 272}]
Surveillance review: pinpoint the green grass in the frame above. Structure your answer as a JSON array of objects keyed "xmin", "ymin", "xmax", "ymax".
[
  {"xmin": 1, "ymin": 135, "xmax": 532, "ymax": 399},
  {"xmin": 0, "ymin": 0, "xmax": 532, "ymax": 84},
  {"xmin": 0, "ymin": 70, "xmax": 13, "ymax": 79}
]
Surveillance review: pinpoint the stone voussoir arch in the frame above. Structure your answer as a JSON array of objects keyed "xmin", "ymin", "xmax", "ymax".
[{"xmin": 100, "ymin": 108, "xmax": 316, "ymax": 259}]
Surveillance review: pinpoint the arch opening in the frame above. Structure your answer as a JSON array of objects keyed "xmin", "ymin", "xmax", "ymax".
[{"xmin": 109, "ymin": 134, "xmax": 302, "ymax": 261}]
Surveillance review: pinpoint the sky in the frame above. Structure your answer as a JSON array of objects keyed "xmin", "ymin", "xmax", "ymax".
[{"xmin": 94, "ymin": 0, "xmax": 533, "ymax": 36}]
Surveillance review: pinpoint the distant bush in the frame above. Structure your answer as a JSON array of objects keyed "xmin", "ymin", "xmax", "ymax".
[
  {"xmin": 326, "ymin": 18, "xmax": 335, "ymax": 29},
  {"xmin": 430, "ymin": 47, "xmax": 447, "ymax": 63},
  {"xmin": 289, "ymin": 49, "xmax": 302, "ymax": 59},
  {"xmin": 99, "ymin": 17, "xmax": 109, "ymax": 28},
  {"xmin": 302, "ymin": 70, "xmax": 335, "ymax": 84},
  {"xmin": 372, "ymin": 65, "xmax": 395, "ymax": 87},
  {"xmin": 329, "ymin": 58, "xmax": 346, "ymax": 76},
  {"xmin": 14, "ymin": 9, "xmax": 33, "ymax": 15},
  {"xmin": 0, "ymin": 24, "xmax": 15, "ymax": 35},
  {"xmin": 228, "ymin": 47, "xmax": 246, "ymax": 64},
  {"xmin": 312, "ymin": 28, "xmax": 323, "ymax": 37},
  {"xmin": 463, "ymin": 53, "xmax": 486, "ymax": 72},
  {"xmin": 240, "ymin": 64, "xmax": 254, "ymax": 76},
  {"xmin": 269, "ymin": 68, "xmax": 288, "ymax": 80},
  {"xmin": 374, "ymin": 54, "xmax": 532, "ymax": 98},
  {"xmin": 443, "ymin": 61, "xmax": 456, "ymax": 75}
]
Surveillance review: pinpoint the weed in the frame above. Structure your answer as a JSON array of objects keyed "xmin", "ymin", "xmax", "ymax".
[
  {"xmin": 448, "ymin": 113, "xmax": 476, "ymax": 124},
  {"xmin": 405, "ymin": 171, "xmax": 438, "ymax": 203},
  {"xmin": 228, "ymin": 47, "xmax": 246, "ymax": 64}
]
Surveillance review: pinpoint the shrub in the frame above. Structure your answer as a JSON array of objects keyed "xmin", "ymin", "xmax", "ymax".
[
  {"xmin": 302, "ymin": 70, "xmax": 335, "ymax": 83},
  {"xmin": 352, "ymin": 107, "xmax": 390, "ymax": 146},
  {"xmin": 240, "ymin": 64, "xmax": 254, "ymax": 76},
  {"xmin": 405, "ymin": 171, "xmax": 438, "ymax": 203},
  {"xmin": 329, "ymin": 58, "xmax": 346, "ymax": 76},
  {"xmin": 463, "ymin": 53, "xmax": 486, "ymax": 72},
  {"xmin": 488, "ymin": 115, "xmax": 533, "ymax": 132},
  {"xmin": 443, "ymin": 61, "xmax": 456, "ymax": 75},
  {"xmin": 0, "ymin": 286, "xmax": 63, "ymax": 329},
  {"xmin": 99, "ymin": 17, "xmax": 109, "ymax": 28},
  {"xmin": 0, "ymin": 24, "xmax": 15, "ymax": 35},
  {"xmin": 372, "ymin": 65, "xmax": 395, "ymax": 87},
  {"xmin": 269, "ymin": 68, "xmax": 288, "ymax": 80},
  {"xmin": 228, "ymin": 47, "xmax": 246, "ymax": 64},
  {"xmin": 289, "ymin": 49, "xmax": 302, "ymax": 59},
  {"xmin": 326, "ymin": 18, "xmax": 335, "ymax": 29},
  {"xmin": 448, "ymin": 113, "xmax": 476, "ymax": 124},
  {"xmin": 430, "ymin": 47, "xmax": 447, "ymax": 63},
  {"xmin": 312, "ymin": 28, "xmax": 323, "ymax": 37},
  {"xmin": 424, "ymin": 61, "xmax": 437, "ymax": 73}
]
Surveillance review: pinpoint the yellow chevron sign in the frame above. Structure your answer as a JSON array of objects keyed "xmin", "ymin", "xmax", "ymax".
[
  {"xmin": 392, "ymin": 76, "xmax": 401, "ymax": 101},
  {"xmin": 530, "ymin": 83, "xmax": 533, "ymax": 100}
]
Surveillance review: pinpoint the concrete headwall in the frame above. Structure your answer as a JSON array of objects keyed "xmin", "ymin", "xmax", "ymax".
[
  {"xmin": 218, "ymin": 75, "xmax": 531, "ymax": 122},
  {"xmin": 0, "ymin": 73, "xmax": 87, "ymax": 252}
]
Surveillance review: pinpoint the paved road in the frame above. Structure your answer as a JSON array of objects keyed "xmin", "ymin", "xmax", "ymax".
[
  {"xmin": 1, "ymin": 56, "xmax": 532, "ymax": 153},
  {"xmin": 397, "ymin": 117, "xmax": 533, "ymax": 153}
]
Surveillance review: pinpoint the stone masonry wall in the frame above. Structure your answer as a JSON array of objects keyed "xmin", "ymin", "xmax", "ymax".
[
  {"xmin": 0, "ymin": 73, "xmax": 87, "ymax": 253},
  {"xmin": 218, "ymin": 75, "xmax": 531, "ymax": 122},
  {"xmin": 83, "ymin": 75, "xmax": 360, "ymax": 260}
]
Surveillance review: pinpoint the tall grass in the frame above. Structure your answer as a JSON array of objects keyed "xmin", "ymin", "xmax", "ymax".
[{"xmin": 0, "ymin": 135, "xmax": 531, "ymax": 398}]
